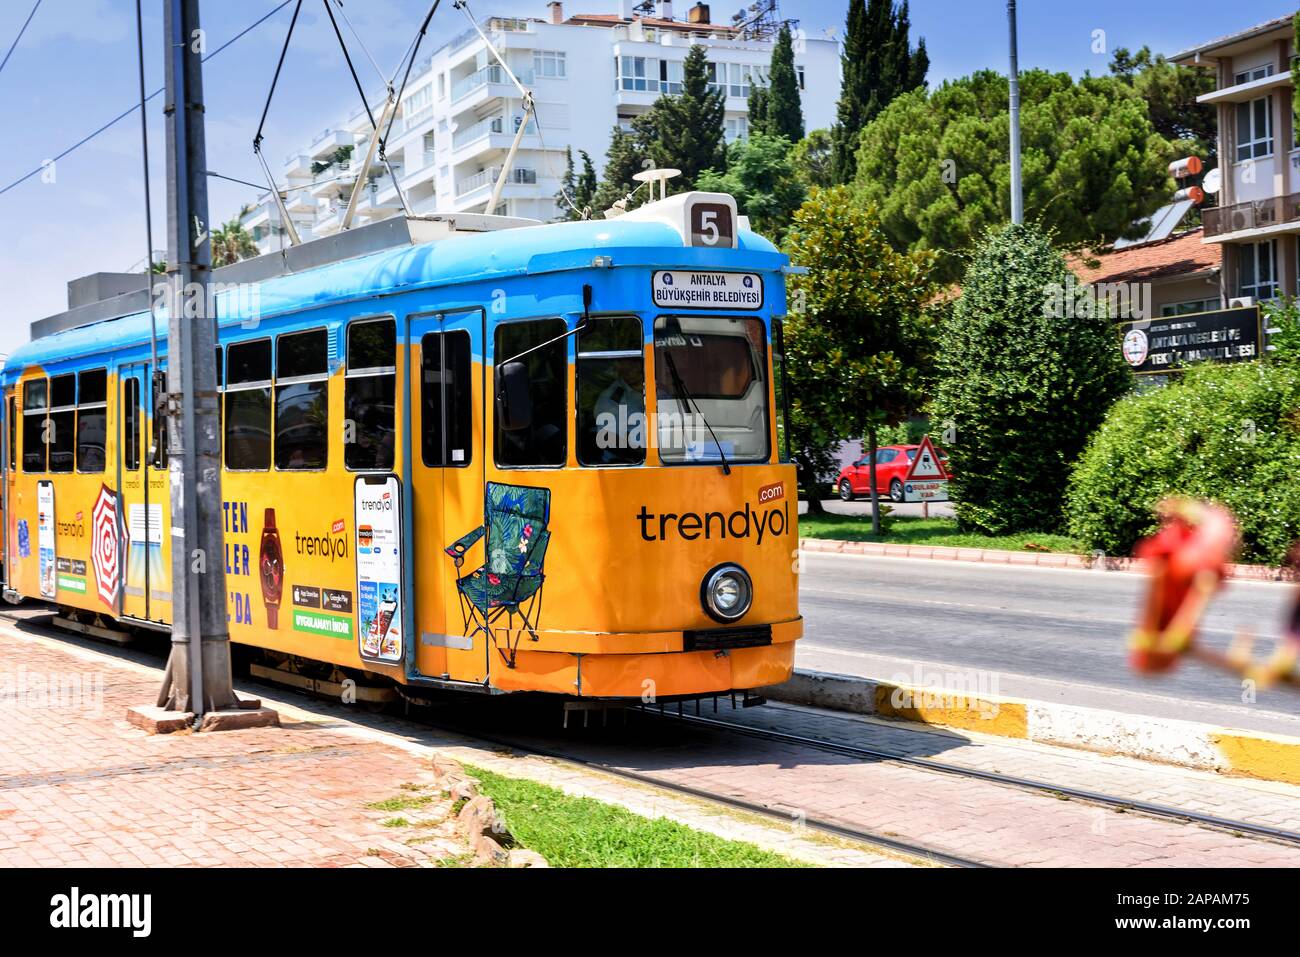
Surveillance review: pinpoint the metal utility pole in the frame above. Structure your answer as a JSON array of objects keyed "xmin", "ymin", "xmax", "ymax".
[
  {"xmin": 157, "ymin": 0, "xmax": 238, "ymax": 716},
  {"xmin": 1007, "ymin": 0, "xmax": 1023, "ymax": 224}
]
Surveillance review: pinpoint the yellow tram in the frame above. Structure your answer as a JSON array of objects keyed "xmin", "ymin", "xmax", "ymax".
[{"xmin": 2, "ymin": 190, "xmax": 800, "ymax": 700}]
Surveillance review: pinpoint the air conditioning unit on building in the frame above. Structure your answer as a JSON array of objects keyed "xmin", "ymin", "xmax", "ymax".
[
  {"xmin": 1230, "ymin": 208, "xmax": 1253, "ymax": 231},
  {"xmin": 1229, "ymin": 297, "xmax": 1254, "ymax": 308}
]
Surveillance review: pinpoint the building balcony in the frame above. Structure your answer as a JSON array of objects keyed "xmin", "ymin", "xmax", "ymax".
[
  {"xmin": 1202, "ymin": 191, "xmax": 1300, "ymax": 242},
  {"xmin": 308, "ymin": 129, "xmax": 354, "ymax": 160},
  {"xmin": 452, "ymin": 114, "xmax": 505, "ymax": 149},
  {"xmin": 451, "ymin": 64, "xmax": 533, "ymax": 104},
  {"xmin": 283, "ymin": 154, "xmax": 313, "ymax": 180},
  {"xmin": 1197, "ymin": 71, "xmax": 1292, "ymax": 105},
  {"xmin": 455, "ymin": 166, "xmax": 537, "ymax": 198}
]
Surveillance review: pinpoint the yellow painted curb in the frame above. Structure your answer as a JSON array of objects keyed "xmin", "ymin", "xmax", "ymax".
[
  {"xmin": 873, "ymin": 681, "xmax": 1029, "ymax": 739},
  {"xmin": 1212, "ymin": 733, "xmax": 1300, "ymax": 787}
]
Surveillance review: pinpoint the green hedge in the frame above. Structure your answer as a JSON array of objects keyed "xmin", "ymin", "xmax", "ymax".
[{"xmin": 1065, "ymin": 361, "xmax": 1300, "ymax": 565}]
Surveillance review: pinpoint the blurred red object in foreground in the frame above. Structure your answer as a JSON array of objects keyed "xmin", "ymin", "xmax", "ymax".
[{"xmin": 1128, "ymin": 498, "xmax": 1238, "ymax": 674}]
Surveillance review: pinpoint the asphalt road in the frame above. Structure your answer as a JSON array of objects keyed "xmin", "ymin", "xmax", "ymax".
[{"xmin": 798, "ymin": 552, "xmax": 1300, "ymax": 734}]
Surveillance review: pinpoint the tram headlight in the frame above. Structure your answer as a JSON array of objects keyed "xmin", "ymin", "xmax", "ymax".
[{"xmin": 700, "ymin": 564, "xmax": 753, "ymax": 624}]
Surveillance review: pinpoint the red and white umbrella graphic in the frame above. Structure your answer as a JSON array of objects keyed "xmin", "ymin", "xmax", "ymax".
[{"xmin": 91, "ymin": 484, "xmax": 121, "ymax": 609}]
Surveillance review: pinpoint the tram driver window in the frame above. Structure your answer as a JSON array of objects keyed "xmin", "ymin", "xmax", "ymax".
[
  {"xmin": 345, "ymin": 318, "xmax": 396, "ymax": 471},
  {"xmin": 76, "ymin": 369, "xmax": 107, "ymax": 473},
  {"xmin": 48, "ymin": 374, "xmax": 76, "ymax": 473},
  {"xmin": 577, "ymin": 316, "xmax": 645, "ymax": 466},
  {"xmin": 275, "ymin": 328, "xmax": 329, "ymax": 471},
  {"xmin": 22, "ymin": 378, "xmax": 47, "ymax": 472},
  {"xmin": 654, "ymin": 315, "xmax": 770, "ymax": 465},
  {"xmin": 495, "ymin": 319, "xmax": 566, "ymax": 468},
  {"xmin": 224, "ymin": 339, "xmax": 272, "ymax": 471}
]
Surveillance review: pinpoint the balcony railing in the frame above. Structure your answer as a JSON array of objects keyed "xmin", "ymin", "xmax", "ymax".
[
  {"xmin": 452, "ymin": 114, "xmax": 504, "ymax": 149},
  {"xmin": 451, "ymin": 64, "xmax": 533, "ymax": 101},
  {"xmin": 1203, "ymin": 191, "xmax": 1300, "ymax": 238},
  {"xmin": 455, "ymin": 166, "xmax": 537, "ymax": 197}
]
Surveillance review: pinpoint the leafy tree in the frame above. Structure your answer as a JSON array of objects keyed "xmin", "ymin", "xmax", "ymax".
[
  {"xmin": 766, "ymin": 23, "xmax": 804, "ymax": 142},
  {"xmin": 933, "ymin": 223, "xmax": 1131, "ymax": 535},
  {"xmin": 1109, "ymin": 45, "xmax": 1216, "ymax": 163},
  {"xmin": 592, "ymin": 124, "xmax": 649, "ymax": 215},
  {"xmin": 784, "ymin": 186, "xmax": 938, "ymax": 523},
  {"xmin": 696, "ymin": 132, "xmax": 806, "ymax": 241},
  {"xmin": 212, "ymin": 210, "xmax": 259, "ymax": 267},
  {"xmin": 635, "ymin": 44, "xmax": 726, "ymax": 188},
  {"xmin": 853, "ymin": 70, "xmax": 1175, "ymax": 282},
  {"xmin": 831, "ymin": 0, "xmax": 928, "ymax": 183},
  {"xmin": 791, "ymin": 129, "xmax": 835, "ymax": 190},
  {"xmin": 1066, "ymin": 361, "xmax": 1300, "ymax": 566}
]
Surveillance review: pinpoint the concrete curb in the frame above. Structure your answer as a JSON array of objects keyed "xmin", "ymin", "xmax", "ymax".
[
  {"xmin": 798, "ymin": 537, "xmax": 1300, "ymax": 582},
  {"xmin": 765, "ymin": 668, "xmax": 1300, "ymax": 787}
]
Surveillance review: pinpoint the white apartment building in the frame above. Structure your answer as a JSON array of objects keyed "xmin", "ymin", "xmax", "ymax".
[
  {"xmin": 240, "ymin": 0, "xmax": 841, "ymax": 253},
  {"xmin": 1173, "ymin": 15, "xmax": 1298, "ymax": 304}
]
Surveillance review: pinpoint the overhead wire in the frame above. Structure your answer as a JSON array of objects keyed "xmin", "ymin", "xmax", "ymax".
[
  {"xmin": 0, "ymin": 0, "xmax": 295, "ymax": 198},
  {"xmin": 0, "ymin": 0, "xmax": 42, "ymax": 80}
]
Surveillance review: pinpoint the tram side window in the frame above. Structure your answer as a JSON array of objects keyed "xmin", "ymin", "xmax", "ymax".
[
  {"xmin": 21, "ymin": 380, "xmax": 45, "ymax": 472},
  {"xmin": 224, "ymin": 339, "xmax": 272, "ymax": 471},
  {"xmin": 123, "ymin": 378, "xmax": 141, "ymax": 471},
  {"xmin": 76, "ymin": 368, "xmax": 107, "ymax": 473},
  {"xmin": 48, "ymin": 374, "xmax": 76, "ymax": 473},
  {"xmin": 345, "ymin": 318, "xmax": 396, "ymax": 471},
  {"xmin": 577, "ymin": 316, "xmax": 645, "ymax": 466},
  {"xmin": 421, "ymin": 330, "xmax": 472, "ymax": 467},
  {"xmin": 7, "ymin": 395, "xmax": 15, "ymax": 473},
  {"xmin": 495, "ymin": 319, "xmax": 566, "ymax": 468},
  {"xmin": 275, "ymin": 328, "xmax": 328, "ymax": 471}
]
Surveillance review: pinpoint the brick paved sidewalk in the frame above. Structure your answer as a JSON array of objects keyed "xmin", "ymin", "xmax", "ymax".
[
  {"xmin": 0, "ymin": 619, "xmax": 901, "ymax": 868},
  {"xmin": 0, "ymin": 627, "xmax": 471, "ymax": 868}
]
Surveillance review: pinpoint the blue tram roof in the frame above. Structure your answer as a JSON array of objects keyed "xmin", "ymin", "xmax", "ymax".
[{"xmin": 7, "ymin": 218, "xmax": 783, "ymax": 379}]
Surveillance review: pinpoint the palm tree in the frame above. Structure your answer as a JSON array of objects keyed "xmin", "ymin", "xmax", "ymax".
[{"xmin": 212, "ymin": 207, "xmax": 260, "ymax": 267}]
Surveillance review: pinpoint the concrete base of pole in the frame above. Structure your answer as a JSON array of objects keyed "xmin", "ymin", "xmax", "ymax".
[{"xmin": 127, "ymin": 697, "xmax": 277, "ymax": 735}]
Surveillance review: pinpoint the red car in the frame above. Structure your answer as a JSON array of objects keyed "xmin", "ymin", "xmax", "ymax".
[{"xmin": 835, "ymin": 444, "xmax": 951, "ymax": 503}]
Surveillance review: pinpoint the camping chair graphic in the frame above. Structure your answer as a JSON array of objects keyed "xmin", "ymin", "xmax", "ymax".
[{"xmin": 444, "ymin": 482, "xmax": 551, "ymax": 668}]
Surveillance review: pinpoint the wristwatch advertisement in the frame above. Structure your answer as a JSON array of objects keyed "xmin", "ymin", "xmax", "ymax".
[{"xmin": 259, "ymin": 507, "xmax": 284, "ymax": 630}]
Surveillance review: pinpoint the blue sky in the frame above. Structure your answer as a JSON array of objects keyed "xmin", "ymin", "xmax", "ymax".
[{"xmin": 0, "ymin": 0, "xmax": 1293, "ymax": 354}]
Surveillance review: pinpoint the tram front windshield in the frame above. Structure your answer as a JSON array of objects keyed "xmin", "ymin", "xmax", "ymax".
[{"xmin": 654, "ymin": 315, "xmax": 769, "ymax": 465}]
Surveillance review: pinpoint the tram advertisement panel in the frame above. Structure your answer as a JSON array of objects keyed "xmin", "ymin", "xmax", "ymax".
[
  {"xmin": 354, "ymin": 476, "xmax": 404, "ymax": 664},
  {"xmin": 37, "ymin": 480, "xmax": 55, "ymax": 599}
]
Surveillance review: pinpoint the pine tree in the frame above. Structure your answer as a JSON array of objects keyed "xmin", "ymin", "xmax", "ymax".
[
  {"xmin": 574, "ymin": 150, "xmax": 598, "ymax": 215},
  {"xmin": 748, "ymin": 84, "xmax": 771, "ymax": 136},
  {"xmin": 636, "ymin": 43, "xmax": 726, "ymax": 187},
  {"xmin": 556, "ymin": 147, "xmax": 579, "ymax": 221},
  {"xmin": 830, "ymin": 0, "xmax": 927, "ymax": 183},
  {"xmin": 767, "ymin": 23, "xmax": 804, "ymax": 142},
  {"xmin": 592, "ymin": 125, "xmax": 648, "ymax": 215}
]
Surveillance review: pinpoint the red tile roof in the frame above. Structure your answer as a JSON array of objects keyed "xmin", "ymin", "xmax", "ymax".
[{"xmin": 1067, "ymin": 227, "xmax": 1220, "ymax": 286}]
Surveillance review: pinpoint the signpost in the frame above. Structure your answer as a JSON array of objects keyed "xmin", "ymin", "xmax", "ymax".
[
  {"xmin": 1118, "ymin": 306, "xmax": 1262, "ymax": 375},
  {"xmin": 902, "ymin": 435, "xmax": 950, "ymax": 516}
]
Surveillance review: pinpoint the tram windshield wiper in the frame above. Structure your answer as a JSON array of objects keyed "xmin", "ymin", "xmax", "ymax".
[{"xmin": 662, "ymin": 352, "xmax": 731, "ymax": 476}]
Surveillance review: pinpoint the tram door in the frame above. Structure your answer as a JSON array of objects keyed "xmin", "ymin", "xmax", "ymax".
[
  {"xmin": 408, "ymin": 309, "xmax": 487, "ymax": 683},
  {"xmin": 118, "ymin": 362, "xmax": 164, "ymax": 623},
  {"xmin": 2, "ymin": 389, "xmax": 12, "ymax": 588}
]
